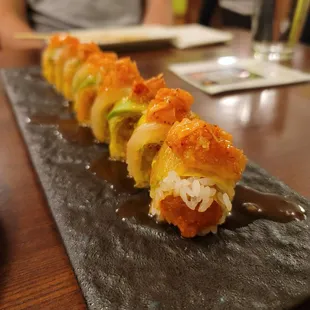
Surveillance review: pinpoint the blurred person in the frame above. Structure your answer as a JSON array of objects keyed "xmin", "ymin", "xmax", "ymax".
[
  {"xmin": 0, "ymin": 0, "xmax": 173, "ymax": 50},
  {"xmin": 199, "ymin": 0, "xmax": 217, "ymax": 26},
  {"xmin": 220, "ymin": 0, "xmax": 253, "ymax": 28},
  {"xmin": 199, "ymin": 0, "xmax": 253, "ymax": 29},
  {"xmin": 199, "ymin": 0, "xmax": 310, "ymax": 45}
]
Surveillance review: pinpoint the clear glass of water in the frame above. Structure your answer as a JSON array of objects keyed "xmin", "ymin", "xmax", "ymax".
[{"xmin": 252, "ymin": 0, "xmax": 310, "ymax": 60}]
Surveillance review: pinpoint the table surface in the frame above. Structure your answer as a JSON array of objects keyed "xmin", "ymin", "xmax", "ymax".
[{"xmin": 0, "ymin": 29, "xmax": 309, "ymax": 309}]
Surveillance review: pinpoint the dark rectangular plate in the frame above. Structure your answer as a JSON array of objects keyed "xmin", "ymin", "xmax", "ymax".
[{"xmin": 2, "ymin": 67, "xmax": 310, "ymax": 310}]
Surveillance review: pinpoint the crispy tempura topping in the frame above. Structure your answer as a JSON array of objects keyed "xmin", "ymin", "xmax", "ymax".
[
  {"xmin": 166, "ymin": 118, "xmax": 247, "ymax": 181},
  {"xmin": 145, "ymin": 74, "xmax": 166, "ymax": 97},
  {"xmin": 49, "ymin": 34, "xmax": 79, "ymax": 48},
  {"xmin": 146, "ymin": 88, "xmax": 194, "ymax": 124},
  {"xmin": 99, "ymin": 57, "xmax": 141, "ymax": 90},
  {"xmin": 129, "ymin": 74, "xmax": 166, "ymax": 104}
]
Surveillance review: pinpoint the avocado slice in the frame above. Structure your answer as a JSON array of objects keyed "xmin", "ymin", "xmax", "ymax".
[
  {"xmin": 107, "ymin": 97, "xmax": 148, "ymax": 120},
  {"xmin": 77, "ymin": 74, "xmax": 97, "ymax": 91}
]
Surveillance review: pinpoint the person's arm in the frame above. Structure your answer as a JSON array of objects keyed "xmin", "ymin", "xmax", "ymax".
[
  {"xmin": 0, "ymin": 0, "xmax": 43, "ymax": 50},
  {"xmin": 143, "ymin": 0, "xmax": 173, "ymax": 25}
]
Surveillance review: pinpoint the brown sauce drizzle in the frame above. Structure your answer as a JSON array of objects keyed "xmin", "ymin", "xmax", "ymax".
[
  {"xmin": 117, "ymin": 185, "xmax": 306, "ymax": 231},
  {"xmin": 28, "ymin": 102, "xmax": 95, "ymax": 146},
  {"xmin": 27, "ymin": 105, "xmax": 307, "ymax": 231},
  {"xmin": 223, "ymin": 185, "xmax": 306, "ymax": 230},
  {"xmin": 87, "ymin": 152, "xmax": 139, "ymax": 194},
  {"xmin": 58, "ymin": 121, "xmax": 95, "ymax": 146}
]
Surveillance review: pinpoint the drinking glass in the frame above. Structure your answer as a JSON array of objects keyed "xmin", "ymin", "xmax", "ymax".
[{"xmin": 252, "ymin": 0, "xmax": 310, "ymax": 60}]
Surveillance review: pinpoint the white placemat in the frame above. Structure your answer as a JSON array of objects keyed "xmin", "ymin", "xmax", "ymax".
[{"xmin": 167, "ymin": 24, "xmax": 232, "ymax": 49}]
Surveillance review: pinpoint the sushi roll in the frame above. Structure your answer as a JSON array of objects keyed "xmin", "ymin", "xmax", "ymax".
[
  {"xmin": 62, "ymin": 43, "xmax": 101, "ymax": 100},
  {"xmin": 90, "ymin": 58, "xmax": 142, "ymax": 143},
  {"xmin": 73, "ymin": 53, "xmax": 118, "ymax": 125},
  {"xmin": 54, "ymin": 36, "xmax": 80, "ymax": 93},
  {"xmin": 71, "ymin": 51, "xmax": 117, "ymax": 99},
  {"xmin": 149, "ymin": 118, "xmax": 247, "ymax": 238},
  {"xmin": 126, "ymin": 88, "xmax": 194, "ymax": 188},
  {"xmin": 41, "ymin": 34, "xmax": 69, "ymax": 84},
  {"xmin": 107, "ymin": 74, "xmax": 166, "ymax": 161}
]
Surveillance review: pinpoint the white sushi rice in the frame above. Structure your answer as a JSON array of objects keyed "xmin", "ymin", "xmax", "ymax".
[{"xmin": 150, "ymin": 171, "xmax": 233, "ymax": 233}]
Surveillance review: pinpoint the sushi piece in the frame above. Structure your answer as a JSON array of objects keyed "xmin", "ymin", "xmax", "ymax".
[
  {"xmin": 149, "ymin": 118, "xmax": 247, "ymax": 238},
  {"xmin": 71, "ymin": 51, "xmax": 117, "ymax": 99},
  {"xmin": 62, "ymin": 43, "xmax": 101, "ymax": 100},
  {"xmin": 90, "ymin": 58, "xmax": 142, "ymax": 143},
  {"xmin": 107, "ymin": 74, "xmax": 166, "ymax": 161},
  {"xmin": 126, "ymin": 88, "xmax": 194, "ymax": 188},
  {"xmin": 54, "ymin": 36, "xmax": 80, "ymax": 92},
  {"xmin": 73, "ymin": 54, "xmax": 118, "ymax": 125},
  {"xmin": 42, "ymin": 34, "xmax": 76, "ymax": 84}
]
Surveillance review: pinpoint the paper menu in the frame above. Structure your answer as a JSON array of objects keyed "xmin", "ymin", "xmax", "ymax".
[{"xmin": 169, "ymin": 57, "xmax": 310, "ymax": 95}]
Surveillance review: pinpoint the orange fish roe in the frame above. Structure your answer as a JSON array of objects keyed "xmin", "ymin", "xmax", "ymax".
[
  {"xmin": 58, "ymin": 39, "xmax": 80, "ymax": 59},
  {"xmin": 76, "ymin": 43, "xmax": 101, "ymax": 61},
  {"xmin": 85, "ymin": 51, "xmax": 117, "ymax": 65},
  {"xmin": 166, "ymin": 118, "xmax": 247, "ymax": 181},
  {"xmin": 87, "ymin": 57, "xmax": 117, "ymax": 77},
  {"xmin": 129, "ymin": 74, "xmax": 166, "ymax": 104},
  {"xmin": 160, "ymin": 195, "xmax": 223, "ymax": 238},
  {"xmin": 146, "ymin": 88, "xmax": 194, "ymax": 124},
  {"xmin": 99, "ymin": 57, "xmax": 141, "ymax": 91},
  {"xmin": 49, "ymin": 34, "xmax": 79, "ymax": 48},
  {"xmin": 49, "ymin": 34, "xmax": 63, "ymax": 48}
]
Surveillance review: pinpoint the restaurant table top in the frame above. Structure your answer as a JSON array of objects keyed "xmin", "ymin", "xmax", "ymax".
[{"xmin": 0, "ymin": 29, "xmax": 309, "ymax": 309}]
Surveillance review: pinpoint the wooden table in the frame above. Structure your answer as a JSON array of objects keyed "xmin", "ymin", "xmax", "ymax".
[{"xmin": 0, "ymin": 30, "xmax": 309, "ymax": 309}]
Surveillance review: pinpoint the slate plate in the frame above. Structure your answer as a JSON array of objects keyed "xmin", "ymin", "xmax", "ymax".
[{"xmin": 2, "ymin": 67, "xmax": 310, "ymax": 310}]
